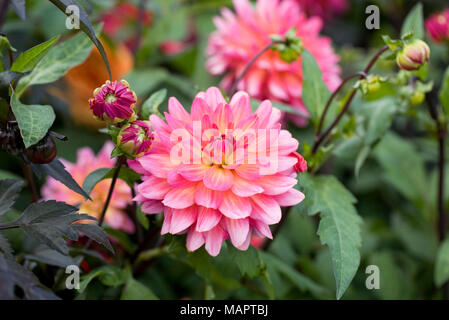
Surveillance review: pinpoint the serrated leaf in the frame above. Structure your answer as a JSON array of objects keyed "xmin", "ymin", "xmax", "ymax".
[
  {"xmin": 83, "ymin": 167, "xmax": 141, "ymax": 195},
  {"xmin": 0, "ymin": 233, "xmax": 13, "ymax": 259},
  {"xmin": 11, "ymin": 36, "xmax": 60, "ymax": 73},
  {"xmin": 435, "ymin": 238, "xmax": 449, "ymax": 287},
  {"xmin": 0, "ymin": 252, "xmax": 60, "ymax": 300},
  {"xmin": 228, "ymin": 246, "xmax": 261, "ymax": 278},
  {"xmin": 302, "ymin": 50, "xmax": 331, "ymax": 125},
  {"xmin": 141, "ymin": 88, "xmax": 167, "ymax": 119},
  {"xmin": 121, "ymin": 276, "xmax": 159, "ymax": 300},
  {"xmin": 24, "ymin": 245, "xmax": 77, "ymax": 268},
  {"xmin": 0, "ymin": 179, "xmax": 23, "ymax": 217},
  {"xmin": 48, "ymin": 0, "xmax": 111, "ymax": 79},
  {"xmin": 15, "ymin": 26, "xmax": 96, "ymax": 97},
  {"xmin": 10, "ymin": 92, "xmax": 55, "ymax": 148},
  {"xmin": 439, "ymin": 66, "xmax": 449, "ymax": 115},
  {"xmin": 300, "ymin": 174, "xmax": 362, "ymax": 299},
  {"xmin": 400, "ymin": 3, "xmax": 424, "ymax": 40},
  {"xmin": 72, "ymin": 223, "xmax": 114, "ymax": 253},
  {"xmin": 30, "ymin": 159, "xmax": 90, "ymax": 200}
]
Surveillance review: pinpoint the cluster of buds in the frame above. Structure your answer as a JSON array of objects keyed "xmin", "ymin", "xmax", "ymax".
[
  {"xmin": 89, "ymin": 80, "xmax": 154, "ymax": 159},
  {"xmin": 358, "ymin": 75, "xmax": 388, "ymax": 95},
  {"xmin": 425, "ymin": 9, "xmax": 449, "ymax": 44},
  {"xmin": 270, "ymin": 28, "xmax": 303, "ymax": 63}
]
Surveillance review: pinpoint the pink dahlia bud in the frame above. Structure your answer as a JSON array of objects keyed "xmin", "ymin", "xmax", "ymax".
[
  {"xmin": 425, "ymin": 10, "xmax": 449, "ymax": 43},
  {"xmin": 117, "ymin": 120, "xmax": 154, "ymax": 158},
  {"xmin": 396, "ymin": 40, "xmax": 430, "ymax": 71},
  {"xmin": 291, "ymin": 152, "xmax": 307, "ymax": 173},
  {"xmin": 89, "ymin": 80, "xmax": 137, "ymax": 123}
]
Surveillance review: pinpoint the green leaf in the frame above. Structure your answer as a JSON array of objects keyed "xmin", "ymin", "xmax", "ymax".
[
  {"xmin": 301, "ymin": 50, "xmax": 331, "ymax": 125},
  {"xmin": 48, "ymin": 0, "xmax": 111, "ymax": 79},
  {"xmin": 15, "ymin": 27, "xmax": 95, "ymax": 97},
  {"xmin": 121, "ymin": 276, "xmax": 159, "ymax": 300},
  {"xmin": 260, "ymin": 251, "xmax": 330, "ymax": 299},
  {"xmin": 0, "ymin": 233, "xmax": 13, "ymax": 259},
  {"xmin": 30, "ymin": 159, "xmax": 90, "ymax": 200},
  {"xmin": 300, "ymin": 174, "xmax": 362, "ymax": 299},
  {"xmin": 83, "ymin": 167, "xmax": 141, "ymax": 196},
  {"xmin": 374, "ymin": 133, "xmax": 429, "ymax": 208},
  {"xmin": 0, "ymin": 179, "xmax": 23, "ymax": 217},
  {"xmin": 12, "ymin": 200, "xmax": 111, "ymax": 255},
  {"xmin": 228, "ymin": 246, "xmax": 261, "ymax": 278},
  {"xmin": 11, "ymin": 36, "xmax": 60, "ymax": 73},
  {"xmin": 136, "ymin": 206, "xmax": 150, "ymax": 230},
  {"xmin": 400, "ymin": 3, "xmax": 424, "ymax": 39},
  {"xmin": 141, "ymin": 88, "xmax": 167, "ymax": 120},
  {"xmin": 435, "ymin": 238, "xmax": 449, "ymax": 287},
  {"xmin": 10, "ymin": 91, "xmax": 55, "ymax": 148},
  {"xmin": 363, "ymin": 98, "xmax": 397, "ymax": 146},
  {"xmin": 439, "ymin": 66, "xmax": 449, "ymax": 115}
]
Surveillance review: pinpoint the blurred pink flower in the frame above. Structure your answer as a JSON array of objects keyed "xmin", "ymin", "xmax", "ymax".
[
  {"xmin": 42, "ymin": 142, "xmax": 134, "ymax": 233},
  {"xmin": 425, "ymin": 9, "xmax": 449, "ymax": 43},
  {"xmin": 89, "ymin": 80, "xmax": 137, "ymax": 123},
  {"xmin": 206, "ymin": 0, "xmax": 341, "ymax": 126},
  {"xmin": 131, "ymin": 87, "xmax": 305, "ymax": 256},
  {"xmin": 100, "ymin": 3, "xmax": 152, "ymax": 38},
  {"xmin": 294, "ymin": 0, "xmax": 348, "ymax": 21}
]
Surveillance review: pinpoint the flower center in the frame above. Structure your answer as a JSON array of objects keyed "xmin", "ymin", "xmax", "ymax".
[{"xmin": 105, "ymin": 93, "xmax": 117, "ymax": 103}]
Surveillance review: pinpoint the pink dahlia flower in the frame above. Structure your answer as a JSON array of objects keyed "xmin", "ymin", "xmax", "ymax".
[
  {"xmin": 89, "ymin": 80, "xmax": 137, "ymax": 123},
  {"xmin": 294, "ymin": 0, "xmax": 348, "ymax": 21},
  {"xmin": 131, "ymin": 87, "xmax": 305, "ymax": 256},
  {"xmin": 206, "ymin": 0, "xmax": 341, "ymax": 126},
  {"xmin": 425, "ymin": 9, "xmax": 449, "ymax": 43},
  {"xmin": 42, "ymin": 142, "xmax": 134, "ymax": 233}
]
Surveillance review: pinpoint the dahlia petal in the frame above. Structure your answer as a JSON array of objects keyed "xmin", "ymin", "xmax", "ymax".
[
  {"xmin": 150, "ymin": 114, "xmax": 172, "ymax": 149},
  {"xmin": 191, "ymin": 97, "xmax": 212, "ymax": 121},
  {"xmin": 141, "ymin": 200, "xmax": 164, "ymax": 214},
  {"xmin": 251, "ymin": 194, "xmax": 282, "ymax": 224},
  {"xmin": 251, "ymin": 218, "xmax": 273, "ymax": 239},
  {"xmin": 231, "ymin": 174, "xmax": 264, "ymax": 197},
  {"xmin": 137, "ymin": 176, "xmax": 171, "ymax": 200},
  {"xmin": 178, "ymin": 164, "xmax": 209, "ymax": 181},
  {"xmin": 196, "ymin": 207, "xmax": 222, "ymax": 232},
  {"xmin": 168, "ymin": 97, "xmax": 191, "ymax": 122},
  {"xmin": 170, "ymin": 206, "xmax": 197, "ymax": 234},
  {"xmin": 204, "ymin": 166, "xmax": 234, "ymax": 191},
  {"xmin": 162, "ymin": 184, "xmax": 196, "ymax": 209},
  {"xmin": 235, "ymin": 231, "xmax": 252, "ymax": 250},
  {"xmin": 138, "ymin": 153, "xmax": 177, "ymax": 179},
  {"xmin": 235, "ymin": 164, "xmax": 262, "ymax": 180},
  {"xmin": 186, "ymin": 229, "xmax": 205, "ymax": 252},
  {"xmin": 257, "ymin": 175, "xmax": 298, "ymax": 195},
  {"xmin": 195, "ymin": 183, "xmax": 224, "ymax": 209},
  {"xmin": 161, "ymin": 207, "xmax": 173, "ymax": 235},
  {"xmin": 273, "ymin": 189, "xmax": 305, "ymax": 206},
  {"xmin": 230, "ymin": 91, "xmax": 252, "ymax": 124},
  {"xmin": 203, "ymin": 87, "xmax": 227, "ymax": 110},
  {"xmin": 205, "ymin": 224, "xmax": 227, "ymax": 256},
  {"xmin": 219, "ymin": 191, "xmax": 252, "ymax": 219},
  {"xmin": 224, "ymin": 217, "xmax": 250, "ymax": 247}
]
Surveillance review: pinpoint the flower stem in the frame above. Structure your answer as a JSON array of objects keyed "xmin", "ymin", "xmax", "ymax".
[
  {"xmin": 98, "ymin": 155, "xmax": 126, "ymax": 227},
  {"xmin": 229, "ymin": 40, "xmax": 282, "ymax": 96},
  {"xmin": 21, "ymin": 161, "xmax": 38, "ymax": 203},
  {"xmin": 84, "ymin": 155, "xmax": 125, "ymax": 250},
  {"xmin": 315, "ymin": 71, "xmax": 367, "ymax": 137},
  {"xmin": 312, "ymin": 45, "xmax": 389, "ymax": 154},
  {"xmin": 426, "ymin": 92, "xmax": 448, "ymax": 299}
]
